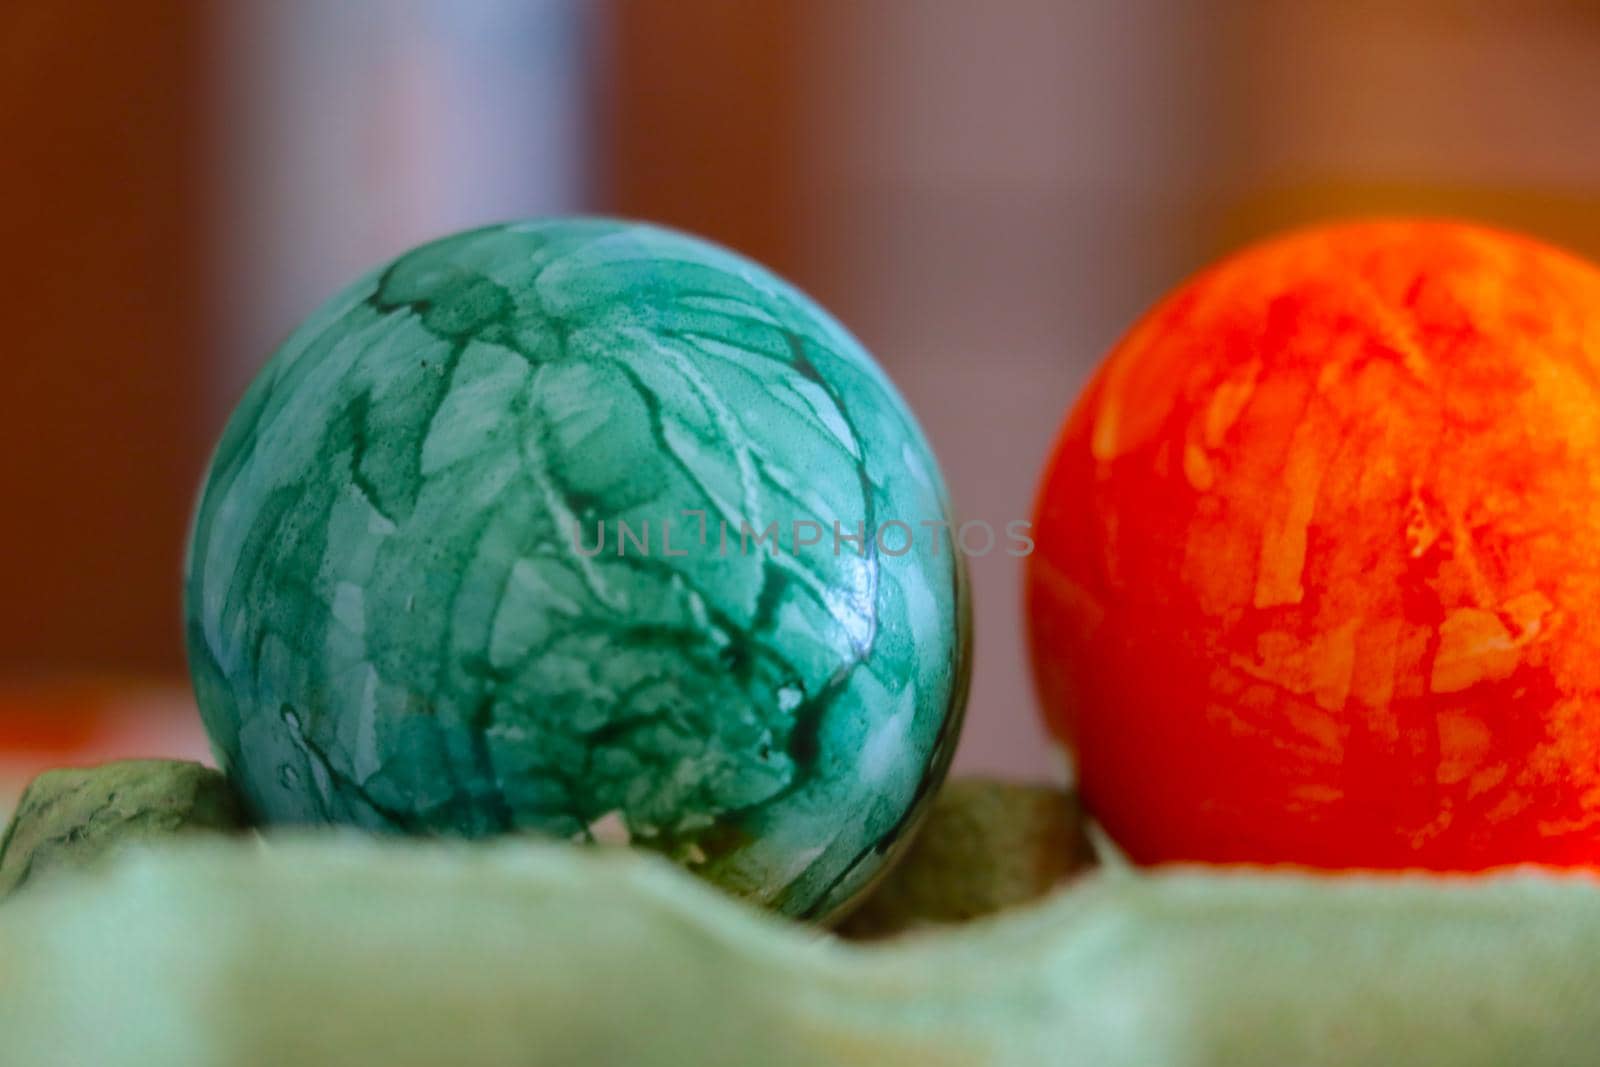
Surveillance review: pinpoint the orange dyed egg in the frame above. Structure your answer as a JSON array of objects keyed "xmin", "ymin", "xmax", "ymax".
[{"xmin": 1027, "ymin": 220, "xmax": 1600, "ymax": 869}]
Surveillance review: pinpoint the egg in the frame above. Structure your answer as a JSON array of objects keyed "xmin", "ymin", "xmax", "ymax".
[{"xmin": 186, "ymin": 219, "xmax": 969, "ymax": 919}]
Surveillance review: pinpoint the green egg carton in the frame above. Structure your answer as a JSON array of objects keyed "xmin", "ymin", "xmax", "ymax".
[{"xmin": 2, "ymin": 760, "xmax": 1598, "ymax": 1066}]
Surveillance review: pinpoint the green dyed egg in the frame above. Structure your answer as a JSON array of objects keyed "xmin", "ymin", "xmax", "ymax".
[{"xmin": 184, "ymin": 218, "xmax": 969, "ymax": 919}]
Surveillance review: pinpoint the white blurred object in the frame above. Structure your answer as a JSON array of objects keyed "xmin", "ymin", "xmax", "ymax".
[{"xmin": 210, "ymin": 0, "xmax": 597, "ymax": 411}]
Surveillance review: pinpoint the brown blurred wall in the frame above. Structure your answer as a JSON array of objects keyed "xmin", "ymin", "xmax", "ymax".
[
  {"xmin": 605, "ymin": 0, "xmax": 805, "ymax": 277},
  {"xmin": 0, "ymin": 3, "xmax": 208, "ymax": 677}
]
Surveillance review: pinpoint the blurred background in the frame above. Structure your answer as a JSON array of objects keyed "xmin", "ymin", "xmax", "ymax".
[{"xmin": 5, "ymin": 0, "xmax": 1600, "ymax": 809}]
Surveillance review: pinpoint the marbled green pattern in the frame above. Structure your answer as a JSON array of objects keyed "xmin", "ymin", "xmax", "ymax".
[{"xmin": 184, "ymin": 218, "xmax": 969, "ymax": 919}]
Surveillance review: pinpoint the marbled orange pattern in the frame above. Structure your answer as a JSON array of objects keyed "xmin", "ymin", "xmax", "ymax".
[{"xmin": 1028, "ymin": 220, "xmax": 1600, "ymax": 868}]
